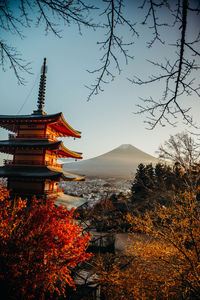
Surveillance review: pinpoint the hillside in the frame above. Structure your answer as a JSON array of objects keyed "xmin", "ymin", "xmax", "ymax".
[{"xmin": 63, "ymin": 144, "xmax": 159, "ymax": 179}]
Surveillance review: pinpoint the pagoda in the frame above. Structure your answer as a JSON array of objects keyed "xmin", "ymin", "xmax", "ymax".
[{"xmin": 0, "ymin": 58, "xmax": 84, "ymax": 200}]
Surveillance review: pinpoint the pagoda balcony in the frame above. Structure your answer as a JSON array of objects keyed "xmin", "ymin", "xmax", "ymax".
[
  {"xmin": 4, "ymin": 159, "xmax": 43, "ymax": 166},
  {"xmin": 45, "ymin": 161, "xmax": 63, "ymax": 169},
  {"xmin": 4, "ymin": 159, "xmax": 63, "ymax": 169},
  {"xmin": 9, "ymin": 188, "xmax": 63, "ymax": 198},
  {"xmin": 9, "ymin": 133, "xmax": 57, "ymax": 141}
]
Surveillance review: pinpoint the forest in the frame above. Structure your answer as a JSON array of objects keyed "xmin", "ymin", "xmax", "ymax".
[{"xmin": 0, "ymin": 132, "xmax": 200, "ymax": 299}]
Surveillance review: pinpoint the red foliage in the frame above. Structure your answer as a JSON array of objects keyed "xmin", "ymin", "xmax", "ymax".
[{"xmin": 0, "ymin": 186, "xmax": 92, "ymax": 299}]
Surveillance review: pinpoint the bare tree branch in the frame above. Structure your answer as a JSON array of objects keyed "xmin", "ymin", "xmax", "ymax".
[
  {"xmin": 0, "ymin": 0, "xmax": 97, "ymax": 83},
  {"xmin": 0, "ymin": 40, "xmax": 32, "ymax": 84},
  {"xmin": 157, "ymin": 132, "xmax": 200, "ymax": 171},
  {"xmin": 129, "ymin": 0, "xmax": 200, "ymax": 129},
  {"xmin": 86, "ymin": 0, "xmax": 137, "ymax": 101},
  {"xmin": 0, "ymin": 0, "xmax": 199, "ymax": 128}
]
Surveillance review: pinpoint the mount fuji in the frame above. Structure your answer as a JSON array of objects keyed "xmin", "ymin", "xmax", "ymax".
[{"xmin": 63, "ymin": 144, "xmax": 159, "ymax": 179}]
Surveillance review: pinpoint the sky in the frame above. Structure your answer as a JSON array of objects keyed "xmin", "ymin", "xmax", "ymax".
[{"xmin": 0, "ymin": 1, "xmax": 199, "ymax": 164}]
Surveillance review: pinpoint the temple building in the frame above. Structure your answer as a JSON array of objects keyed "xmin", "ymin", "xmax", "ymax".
[{"xmin": 0, "ymin": 58, "xmax": 84, "ymax": 201}]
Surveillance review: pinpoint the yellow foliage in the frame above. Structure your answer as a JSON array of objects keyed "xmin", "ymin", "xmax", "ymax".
[{"xmin": 95, "ymin": 190, "xmax": 200, "ymax": 299}]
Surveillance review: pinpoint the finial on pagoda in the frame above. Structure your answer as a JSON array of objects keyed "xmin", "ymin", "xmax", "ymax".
[{"xmin": 32, "ymin": 58, "xmax": 47, "ymax": 115}]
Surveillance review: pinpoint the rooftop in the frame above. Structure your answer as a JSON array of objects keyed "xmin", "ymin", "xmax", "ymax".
[
  {"xmin": 0, "ymin": 166, "xmax": 84, "ymax": 181},
  {"xmin": 0, "ymin": 140, "xmax": 82, "ymax": 158}
]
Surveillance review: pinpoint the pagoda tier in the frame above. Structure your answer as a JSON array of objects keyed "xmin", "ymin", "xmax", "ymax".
[
  {"xmin": 0, "ymin": 166, "xmax": 84, "ymax": 181},
  {"xmin": 0, "ymin": 58, "xmax": 84, "ymax": 200},
  {"xmin": 0, "ymin": 112, "xmax": 81, "ymax": 138},
  {"xmin": 0, "ymin": 140, "xmax": 82, "ymax": 159},
  {"xmin": 0, "ymin": 166, "xmax": 84, "ymax": 198}
]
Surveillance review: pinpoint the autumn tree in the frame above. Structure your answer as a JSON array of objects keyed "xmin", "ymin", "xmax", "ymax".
[
  {"xmin": 0, "ymin": 186, "xmax": 92, "ymax": 300},
  {"xmin": 1, "ymin": 1, "xmax": 199, "ymax": 127},
  {"xmin": 78, "ymin": 197, "xmax": 126, "ymax": 232},
  {"xmin": 95, "ymin": 190, "xmax": 200, "ymax": 299}
]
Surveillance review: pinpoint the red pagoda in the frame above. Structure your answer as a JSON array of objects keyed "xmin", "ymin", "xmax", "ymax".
[{"xmin": 0, "ymin": 58, "xmax": 84, "ymax": 200}]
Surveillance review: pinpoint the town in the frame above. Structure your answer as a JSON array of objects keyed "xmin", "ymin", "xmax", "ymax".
[{"xmin": 60, "ymin": 177, "xmax": 132, "ymax": 202}]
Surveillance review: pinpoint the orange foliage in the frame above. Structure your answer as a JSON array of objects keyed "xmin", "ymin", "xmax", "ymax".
[
  {"xmin": 0, "ymin": 186, "xmax": 92, "ymax": 299},
  {"xmin": 96, "ymin": 190, "xmax": 200, "ymax": 299}
]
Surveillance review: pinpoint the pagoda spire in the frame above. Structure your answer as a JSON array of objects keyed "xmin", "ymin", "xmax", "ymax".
[{"xmin": 33, "ymin": 58, "xmax": 47, "ymax": 115}]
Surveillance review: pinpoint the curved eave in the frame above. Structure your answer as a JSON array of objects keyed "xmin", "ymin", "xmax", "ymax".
[
  {"xmin": 0, "ymin": 140, "xmax": 83, "ymax": 159},
  {"xmin": 0, "ymin": 166, "xmax": 85, "ymax": 181},
  {"xmin": 0, "ymin": 166, "xmax": 62, "ymax": 179},
  {"xmin": 61, "ymin": 170, "xmax": 85, "ymax": 181},
  {"xmin": 0, "ymin": 113, "xmax": 62, "ymax": 133},
  {"xmin": 49, "ymin": 113, "xmax": 81, "ymax": 138},
  {"xmin": 0, "ymin": 113, "xmax": 82, "ymax": 138},
  {"xmin": 55, "ymin": 142, "xmax": 82, "ymax": 159}
]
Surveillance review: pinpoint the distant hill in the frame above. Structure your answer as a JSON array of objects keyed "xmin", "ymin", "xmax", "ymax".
[{"xmin": 63, "ymin": 144, "xmax": 159, "ymax": 179}]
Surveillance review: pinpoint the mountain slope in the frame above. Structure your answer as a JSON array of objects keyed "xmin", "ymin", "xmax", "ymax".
[{"xmin": 63, "ymin": 144, "xmax": 159, "ymax": 178}]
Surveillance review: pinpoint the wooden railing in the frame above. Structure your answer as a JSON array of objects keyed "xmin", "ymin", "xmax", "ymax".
[
  {"xmin": 4, "ymin": 159, "xmax": 42, "ymax": 166},
  {"xmin": 4, "ymin": 159, "xmax": 63, "ymax": 169},
  {"xmin": 9, "ymin": 133, "xmax": 57, "ymax": 141},
  {"xmin": 9, "ymin": 189, "xmax": 63, "ymax": 197},
  {"xmin": 46, "ymin": 161, "xmax": 63, "ymax": 169}
]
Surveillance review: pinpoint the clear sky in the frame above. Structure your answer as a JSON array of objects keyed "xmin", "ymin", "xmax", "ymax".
[{"xmin": 0, "ymin": 2, "xmax": 199, "ymax": 164}]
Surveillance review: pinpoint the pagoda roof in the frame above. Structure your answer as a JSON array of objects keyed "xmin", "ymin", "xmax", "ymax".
[
  {"xmin": 0, "ymin": 139, "xmax": 82, "ymax": 159},
  {"xmin": 55, "ymin": 142, "xmax": 82, "ymax": 159},
  {"xmin": 0, "ymin": 166, "xmax": 84, "ymax": 181},
  {"xmin": 62, "ymin": 170, "xmax": 85, "ymax": 181},
  {"xmin": 0, "ymin": 112, "xmax": 81, "ymax": 138},
  {"xmin": 49, "ymin": 113, "xmax": 81, "ymax": 138}
]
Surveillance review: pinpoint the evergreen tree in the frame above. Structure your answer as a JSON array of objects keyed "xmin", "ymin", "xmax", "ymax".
[{"xmin": 131, "ymin": 163, "xmax": 184, "ymax": 212}]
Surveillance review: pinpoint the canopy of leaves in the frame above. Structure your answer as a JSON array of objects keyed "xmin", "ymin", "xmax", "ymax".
[
  {"xmin": 78, "ymin": 196, "xmax": 130, "ymax": 233},
  {"xmin": 0, "ymin": 186, "xmax": 92, "ymax": 299},
  {"xmin": 96, "ymin": 190, "xmax": 200, "ymax": 299}
]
